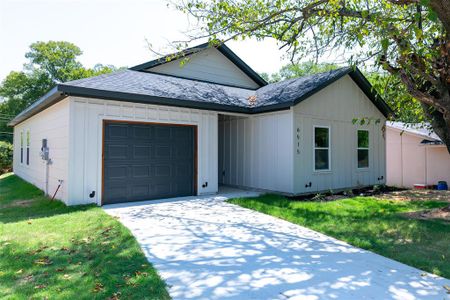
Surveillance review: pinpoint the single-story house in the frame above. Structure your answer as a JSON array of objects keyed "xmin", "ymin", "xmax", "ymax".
[
  {"xmin": 9, "ymin": 43, "xmax": 393, "ymax": 206},
  {"xmin": 386, "ymin": 121, "xmax": 450, "ymax": 188}
]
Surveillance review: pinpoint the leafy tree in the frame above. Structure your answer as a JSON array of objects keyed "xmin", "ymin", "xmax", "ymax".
[
  {"xmin": 25, "ymin": 41, "xmax": 83, "ymax": 83},
  {"xmin": 177, "ymin": 0, "xmax": 450, "ymax": 153},
  {"xmin": 366, "ymin": 72, "xmax": 425, "ymax": 123},
  {"xmin": 261, "ymin": 61, "xmax": 340, "ymax": 83},
  {"xmin": 0, "ymin": 141, "xmax": 13, "ymax": 173},
  {"xmin": 0, "ymin": 41, "xmax": 118, "ymax": 142}
]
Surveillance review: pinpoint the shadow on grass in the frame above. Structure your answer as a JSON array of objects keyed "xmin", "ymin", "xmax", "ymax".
[
  {"xmin": 0, "ymin": 174, "xmax": 170, "ymax": 299},
  {"xmin": 0, "ymin": 217, "xmax": 168, "ymax": 299},
  {"xmin": 0, "ymin": 174, "xmax": 95, "ymax": 224},
  {"xmin": 0, "ymin": 199, "xmax": 96, "ymax": 224}
]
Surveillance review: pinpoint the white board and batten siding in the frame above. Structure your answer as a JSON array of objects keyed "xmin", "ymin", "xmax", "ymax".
[
  {"xmin": 148, "ymin": 48, "xmax": 260, "ymax": 89},
  {"xmin": 293, "ymin": 75, "xmax": 387, "ymax": 194},
  {"xmin": 68, "ymin": 97, "xmax": 218, "ymax": 206},
  {"xmin": 12, "ymin": 99, "xmax": 71, "ymax": 202},
  {"xmin": 218, "ymin": 111, "xmax": 295, "ymax": 194}
]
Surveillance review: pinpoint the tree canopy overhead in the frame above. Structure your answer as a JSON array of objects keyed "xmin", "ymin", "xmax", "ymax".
[
  {"xmin": 176, "ymin": 0, "xmax": 450, "ymax": 153},
  {"xmin": 0, "ymin": 41, "xmax": 119, "ymax": 142},
  {"xmin": 261, "ymin": 61, "xmax": 340, "ymax": 83}
]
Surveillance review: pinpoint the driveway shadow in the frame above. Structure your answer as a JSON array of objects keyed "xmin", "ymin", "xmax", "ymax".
[{"xmin": 104, "ymin": 196, "xmax": 450, "ymax": 300}]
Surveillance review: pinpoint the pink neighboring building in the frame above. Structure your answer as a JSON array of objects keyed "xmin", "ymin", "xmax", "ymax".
[{"xmin": 386, "ymin": 122, "xmax": 450, "ymax": 188}]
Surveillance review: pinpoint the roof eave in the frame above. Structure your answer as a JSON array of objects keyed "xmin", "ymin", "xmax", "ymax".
[
  {"xmin": 8, "ymin": 86, "xmax": 65, "ymax": 126},
  {"xmin": 59, "ymin": 85, "xmax": 254, "ymax": 114},
  {"xmin": 387, "ymin": 124, "xmax": 442, "ymax": 142}
]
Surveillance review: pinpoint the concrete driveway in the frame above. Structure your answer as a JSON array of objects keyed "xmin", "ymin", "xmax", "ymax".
[{"xmin": 104, "ymin": 190, "xmax": 450, "ymax": 300}]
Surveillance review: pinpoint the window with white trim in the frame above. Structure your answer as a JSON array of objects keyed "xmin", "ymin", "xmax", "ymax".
[
  {"xmin": 357, "ymin": 130, "xmax": 369, "ymax": 168},
  {"xmin": 314, "ymin": 126, "xmax": 330, "ymax": 171},
  {"xmin": 20, "ymin": 131, "xmax": 24, "ymax": 164},
  {"xmin": 26, "ymin": 130, "xmax": 30, "ymax": 165}
]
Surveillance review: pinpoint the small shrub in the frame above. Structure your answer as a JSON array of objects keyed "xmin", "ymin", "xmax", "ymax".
[
  {"xmin": 312, "ymin": 193, "xmax": 325, "ymax": 201},
  {"xmin": 343, "ymin": 189, "xmax": 354, "ymax": 197},
  {"xmin": 0, "ymin": 141, "xmax": 13, "ymax": 173},
  {"xmin": 373, "ymin": 184, "xmax": 387, "ymax": 194}
]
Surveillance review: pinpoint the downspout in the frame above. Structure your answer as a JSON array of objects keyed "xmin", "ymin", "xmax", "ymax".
[
  {"xmin": 400, "ymin": 133, "xmax": 404, "ymax": 187},
  {"xmin": 45, "ymin": 160, "xmax": 49, "ymax": 196},
  {"xmin": 424, "ymin": 146, "xmax": 428, "ymax": 186}
]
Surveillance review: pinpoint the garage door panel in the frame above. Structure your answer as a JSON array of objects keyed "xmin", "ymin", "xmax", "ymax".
[
  {"xmin": 105, "ymin": 165, "xmax": 127, "ymax": 179},
  {"xmin": 107, "ymin": 124, "xmax": 129, "ymax": 139},
  {"xmin": 175, "ymin": 163, "xmax": 190, "ymax": 177},
  {"xmin": 132, "ymin": 185, "xmax": 150, "ymax": 197},
  {"xmin": 154, "ymin": 183, "xmax": 172, "ymax": 196},
  {"xmin": 154, "ymin": 164, "xmax": 172, "ymax": 177},
  {"xmin": 132, "ymin": 165, "xmax": 151, "ymax": 178},
  {"xmin": 133, "ymin": 145, "xmax": 151, "ymax": 158},
  {"xmin": 155, "ymin": 126, "xmax": 171, "ymax": 139},
  {"xmin": 107, "ymin": 145, "xmax": 129, "ymax": 159},
  {"xmin": 107, "ymin": 186, "xmax": 128, "ymax": 200},
  {"xmin": 133, "ymin": 126, "xmax": 151, "ymax": 139},
  {"xmin": 155, "ymin": 145, "xmax": 171, "ymax": 158},
  {"xmin": 173, "ymin": 127, "xmax": 190, "ymax": 139},
  {"xmin": 175, "ymin": 182, "xmax": 194, "ymax": 194},
  {"xmin": 174, "ymin": 145, "xmax": 192, "ymax": 158},
  {"xmin": 103, "ymin": 122, "xmax": 195, "ymax": 204}
]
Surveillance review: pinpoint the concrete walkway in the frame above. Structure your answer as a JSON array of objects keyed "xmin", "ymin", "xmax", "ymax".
[{"xmin": 104, "ymin": 190, "xmax": 450, "ymax": 300}]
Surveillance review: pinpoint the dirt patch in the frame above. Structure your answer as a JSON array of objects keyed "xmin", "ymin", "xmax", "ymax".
[
  {"xmin": 0, "ymin": 199, "xmax": 35, "ymax": 209},
  {"xmin": 403, "ymin": 206, "xmax": 450, "ymax": 222},
  {"xmin": 376, "ymin": 190, "xmax": 450, "ymax": 202}
]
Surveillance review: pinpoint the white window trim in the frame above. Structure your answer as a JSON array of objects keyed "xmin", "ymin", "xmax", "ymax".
[
  {"xmin": 313, "ymin": 125, "xmax": 331, "ymax": 172},
  {"xmin": 20, "ymin": 130, "xmax": 24, "ymax": 165},
  {"xmin": 26, "ymin": 129, "xmax": 30, "ymax": 166},
  {"xmin": 357, "ymin": 129, "xmax": 370, "ymax": 169}
]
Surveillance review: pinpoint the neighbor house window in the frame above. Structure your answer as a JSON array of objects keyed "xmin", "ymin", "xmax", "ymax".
[
  {"xmin": 314, "ymin": 126, "xmax": 330, "ymax": 171},
  {"xmin": 26, "ymin": 130, "xmax": 30, "ymax": 165},
  {"xmin": 20, "ymin": 131, "xmax": 24, "ymax": 164},
  {"xmin": 357, "ymin": 130, "xmax": 369, "ymax": 168}
]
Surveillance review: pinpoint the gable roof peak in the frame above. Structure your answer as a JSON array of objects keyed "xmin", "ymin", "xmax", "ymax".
[{"xmin": 130, "ymin": 42, "xmax": 268, "ymax": 88}]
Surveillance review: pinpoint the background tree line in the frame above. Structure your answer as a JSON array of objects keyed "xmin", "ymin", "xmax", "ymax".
[{"xmin": 0, "ymin": 41, "xmax": 119, "ymax": 173}]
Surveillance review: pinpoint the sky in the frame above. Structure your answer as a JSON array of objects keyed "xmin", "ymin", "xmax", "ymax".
[{"xmin": 0, "ymin": 0, "xmax": 289, "ymax": 81}]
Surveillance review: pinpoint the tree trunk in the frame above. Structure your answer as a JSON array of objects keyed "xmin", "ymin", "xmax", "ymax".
[
  {"xmin": 420, "ymin": 103, "xmax": 450, "ymax": 153},
  {"xmin": 430, "ymin": 0, "xmax": 450, "ymax": 34}
]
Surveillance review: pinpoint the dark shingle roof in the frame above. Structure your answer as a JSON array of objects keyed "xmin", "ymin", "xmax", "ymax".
[
  {"xmin": 9, "ymin": 66, "xmax": 393, "ymax": 126},
  {"xmin": 60, "ymin": 70, "xmax": 254, "ymax": 108},
  {"xmin": 254, "ymin": 68, "xmax": 351, "ymax": 107}
]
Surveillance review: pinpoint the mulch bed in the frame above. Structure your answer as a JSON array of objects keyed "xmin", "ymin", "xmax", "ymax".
[
  {"xmin": 288, "ymin": 186, "xmax": 450, "ymax": 221},
  {"xmin": 402, "ymin": 206, "xmax": 450, "ymax": 222}
]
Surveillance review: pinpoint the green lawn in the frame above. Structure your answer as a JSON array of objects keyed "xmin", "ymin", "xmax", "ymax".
[
  {"xmin": 229, "ymin": 194, "xmax": 450, "ymax": 279},
  {"xmin": 0, "ymin": 173, "xmax": 170, "ymax": 300}
]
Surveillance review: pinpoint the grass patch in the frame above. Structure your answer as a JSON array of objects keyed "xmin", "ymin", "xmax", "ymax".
[
  {"xmin": 228, "ymin": 194, "xmax": 450, "ymax": 279},
  {"xmin": 0, "ymin": 173, "xmax": 170, "ymax": 299}
]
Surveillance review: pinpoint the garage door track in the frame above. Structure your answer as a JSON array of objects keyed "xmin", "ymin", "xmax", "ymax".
[{"xmin": 104, "ymin": 191, "xmax": 450, "ymax": 300}]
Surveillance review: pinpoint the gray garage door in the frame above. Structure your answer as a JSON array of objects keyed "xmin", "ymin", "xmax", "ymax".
[{"xmin": 103, "ymin": 122, "xmax": 196, "ymax": 204}]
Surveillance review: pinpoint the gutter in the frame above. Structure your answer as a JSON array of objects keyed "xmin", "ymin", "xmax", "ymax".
[
  {"xmin": 8, "ymin": 87, "xmax": 65, "ymax": 126},
  {"xmin": 9, "ymin": 68, "xmax": 393, "ymax": 126}
]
